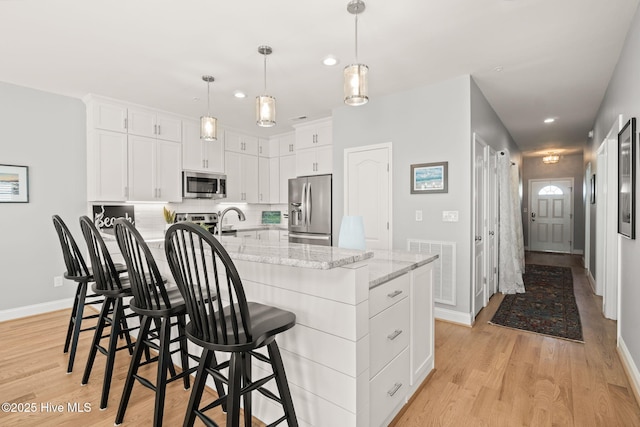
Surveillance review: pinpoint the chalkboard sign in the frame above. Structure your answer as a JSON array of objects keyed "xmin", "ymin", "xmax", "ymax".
[{"xmin": 92, "ymin": 205, "xmax": 135, "ymax": 229}]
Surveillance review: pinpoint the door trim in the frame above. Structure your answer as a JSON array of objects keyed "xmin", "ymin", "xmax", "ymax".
[{"xmin": 527, "ymin": 177, "xmax": 574, "ymax": 253}]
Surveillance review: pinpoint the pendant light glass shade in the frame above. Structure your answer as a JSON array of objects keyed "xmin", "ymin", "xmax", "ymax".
[
  {"xmin": 200, "ymin": 75, "xmax": 217, "ymax": 140},
  {"xmin": 344, "ymin": 0, "xmax": 368, "ymax": 106},
  {"xmin": 256, "ymin": 45, "xmax": 276, "ymax": 127},
  {"xmin": 344, "ymin": 63, "xmax": 369, "ymax": 106},
  {"xmin": 256, "ymin": 95, "xmax": 276, "ymax": 127},
  {"xmin": 200, "ymin": 116, "xmax": 217, "ymax": 141}
]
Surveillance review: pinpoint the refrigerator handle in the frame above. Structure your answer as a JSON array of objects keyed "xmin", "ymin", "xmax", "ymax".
[
  {"xmin": 302, "ymin": 182, "xmax": 307, "ymax": 225},
  {"xmin": 307, "ymin": 183, "xmax": 312, "ymax": 224}
]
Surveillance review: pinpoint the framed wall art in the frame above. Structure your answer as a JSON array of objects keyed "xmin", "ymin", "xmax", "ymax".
[
  {"xmin": 0, "ymin": 164, "xmax": 29, "ymax": 203},
  {"xmin": 618, "ymin": 118, "xmax": 635, "ymax": 239},
  {"xmin": 410, "ymin": 161, "xmax": 448, "ymax": 194}
]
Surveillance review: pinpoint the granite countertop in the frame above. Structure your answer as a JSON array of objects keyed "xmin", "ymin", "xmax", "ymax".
[
  {"xmin": 145, "ymin": 235, "xmax": 374, "ymax": 270},
  {"xmin": 224, "ymin": 224, "xmax": 289, "ymax": 232},
  {"xmin": 366, "ymin": 250, "xmax": 439, "ymax": 288}
]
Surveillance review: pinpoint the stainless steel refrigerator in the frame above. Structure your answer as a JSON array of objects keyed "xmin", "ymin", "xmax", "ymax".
[{"xmin": 288, "ymin": 174, "xmax": 332, "ymax": 246}]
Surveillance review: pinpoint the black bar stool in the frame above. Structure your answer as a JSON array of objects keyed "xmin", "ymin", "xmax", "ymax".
[
  {"xmin": 113, "ymin": 218, "xmax": 201, "ymax": 427},
  {"xmin": 165, "ymin": 222, "xmax": 298, "ymax": 427},
  {"xmin": 79, "ymin": 215, "xmax": 139, "ymax": 410},
  {"xmin": 52, "ymin": 215, "xmax": 104, "ymax": 373}
]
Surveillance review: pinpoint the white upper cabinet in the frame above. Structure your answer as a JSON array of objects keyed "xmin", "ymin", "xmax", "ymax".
[
  {"xmin": 87, "ymin": 129, "xmax": 128, "ymax": 201},
  {"xmin": 128, "ymin": 135, "xmax": 182, "ymax": 202},
  {"xmin": 258, "ymin": 138, "xmax": 271, "ymax": 157},
  {"xmin": 296, "ymin": 144, "xmax": 332, "ymax": 176},
  {"xmin": 224, "ymin": 151, "xmax": 259, "ymax": 203},
  {"xmin": 279, "ymin": 155, "xmax": 296, "ymax": 204},
  {"xmin": 182, "ymin": 119, "xmax": 224, "ymax": 173},
  {"xmin": 127, "ymin": 107, "xmax": 182, "ymax": 142},
  {"xmin": 258, "ymin": 157, "xmax": 271, "ymax": 203},
  {"xmin": 225, "ymin": 130, "xmax": 259, "ymax": 156},
  {"xmin": 91, "ymin": 99, "xmax": 128, "ymax": 133},
  {"xmin": 295, "ymin": 118, "xmax": 332, "ymax": 150},
  {"xmin": 278, "ymin": 132, "xmax": 296, "ymax": 155}
]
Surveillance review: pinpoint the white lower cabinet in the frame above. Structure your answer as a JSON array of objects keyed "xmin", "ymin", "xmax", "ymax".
[{"xmin": 370, "ymin": 349, "xmax": 410, "ymax": 427}]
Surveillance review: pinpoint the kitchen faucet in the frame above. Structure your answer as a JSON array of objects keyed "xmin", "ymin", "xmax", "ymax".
[{"xmin": 217, "ymin": 206, "xmax": 246, "ymax": 239}]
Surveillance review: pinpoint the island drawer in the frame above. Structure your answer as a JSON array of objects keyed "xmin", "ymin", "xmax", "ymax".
[
  {"xmin": 369, "ymin": 273, "xmax": 409, "ymax": 317},
  {"xmin": 370, "ymin": 347, "xmax": 409, "ymax": 427},
  {"xmin": 370, "ymin": 297, "xmax": 410, "ymax": 378}
]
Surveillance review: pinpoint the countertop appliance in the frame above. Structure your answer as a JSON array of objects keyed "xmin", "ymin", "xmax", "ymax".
[
  {"xmin": 288, "ymin": 174, "xmax": 332, "ymax": 246},
  {"xmin": 182, "ymin": 171, "xmax": 226, "ymax": 199},
  {"xmin": 174, "ymin": 212, "xmax": 236, "ymax": 236}
]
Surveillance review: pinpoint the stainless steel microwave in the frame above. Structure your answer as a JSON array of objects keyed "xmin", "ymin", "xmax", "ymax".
[{"xmin": 182, "ymin": 171, "xmax": 226, "ymax": 199}]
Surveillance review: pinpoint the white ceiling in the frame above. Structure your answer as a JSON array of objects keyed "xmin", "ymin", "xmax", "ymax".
[{"xmin": 1, "ymin": 0, "xmax": 638, "ymax": 157}]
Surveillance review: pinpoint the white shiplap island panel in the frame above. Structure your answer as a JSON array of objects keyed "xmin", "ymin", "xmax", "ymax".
[{"xmin": 143, "ymin": 236, "xmax": 436, "ymax": 427}]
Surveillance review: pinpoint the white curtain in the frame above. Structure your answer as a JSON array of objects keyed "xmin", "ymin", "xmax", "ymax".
[{"xmin": 497, "ymin": 151, "xmax": 525, "ymax": 294}]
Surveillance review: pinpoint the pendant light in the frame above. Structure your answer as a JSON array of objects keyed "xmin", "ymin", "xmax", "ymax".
[
  {"xmin": 200, "ymin": 75, "xmax": 217, "ymax": 141},
  {"xmin": 542, "ymin": 152, "xmax": 560, "ymax": 164},
  {"xmin": 344, "ymin": 0, "xmax": 368, "ymax": 106},
  {"xmin": 256, "ymin": 45, "xmax": 276, "ymax": 127}
]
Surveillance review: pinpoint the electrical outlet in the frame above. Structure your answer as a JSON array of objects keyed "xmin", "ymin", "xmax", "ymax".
[
  {"xmin": 54, "ymin": 276, "xmax": 63, "ymax": 288},
  {"xmin": 415, "ymin": 210, "xmax": 423, "ymax": 221},
  {"xmin": 442, "ymin": 211, "xmax": 459, "ymax": 222}
]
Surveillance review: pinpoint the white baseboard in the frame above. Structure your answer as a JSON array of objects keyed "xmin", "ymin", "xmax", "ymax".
[
  {"xmin": 572, "ymin": 249, "xmax": 584, "ymax": 255},
  {"xmin": 435, "ymin": 307, "xmax": 473, "ymax": 326},
  {"xmin": 0, "ymin": 298, "xmax": 74, "ymax": 322},
  {"xmin": 618, "ymin": 336, "xmax": 640, "ymax": 407},
  {"xmin": 587, "ymin": 270, "xmax": 597, "ymax": 294}
]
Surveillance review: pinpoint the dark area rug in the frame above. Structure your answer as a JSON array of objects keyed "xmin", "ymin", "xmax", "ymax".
[{"xmin": 489, "ymin": 264, "xmax": 584, "ymax": 342}]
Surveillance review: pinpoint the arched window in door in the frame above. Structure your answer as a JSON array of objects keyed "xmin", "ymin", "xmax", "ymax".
[{"xmin": 538, "ymin": 185, "xmax": 563, "ymax": 195}]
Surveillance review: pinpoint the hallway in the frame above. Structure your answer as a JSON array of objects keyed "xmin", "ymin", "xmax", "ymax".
[{"xmin": 391, "ymin": 252, "xmax": 640, "ymax": 426}]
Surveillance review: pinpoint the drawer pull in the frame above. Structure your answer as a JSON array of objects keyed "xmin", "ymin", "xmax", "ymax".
[
  {"xmin": 387, "ymin": 329, "xmax": 403, "ymax": 341},
  {"xmin": 387, "ymin": 382, "xmax": 403, "ymax": 397},
  {"xmin": 387, "ymin": 290, "xmax": 403, "ymax": 298}
]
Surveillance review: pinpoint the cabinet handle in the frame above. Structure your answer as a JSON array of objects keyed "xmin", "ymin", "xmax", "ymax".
[
  {"xmin": 206, "ymin": 159, "xmax": 209, "ymax": 168},
  {"xmin": 124, "ymin": 186, "xmax": 129, "ymax": 198},
  {"xmin": 387, "ymin": 290, "xmax": 403, "ymax": 298},
  {"xmin": 157, "ymin": 124, "xmax": 161, "ymax": 135},
  {"xmin": 123, "ymin": 118, "xmax": 128, "ymax": 130},
  {"xmin": 387, "ymin": 329, "xmax": 403, "ymax": 341},
  {"xmin": 290, "ymin": 144, "xmax": 293, "ymax": 152},
  {"xmin": 158, "ymin": 188, "xmax": 161, "ymax": 198},
  {"xmin": 387, "ymin": 383, "xmax": 403, "ymax": 397},
  {"xmin": 259, "ymin": 146, "xmax": 262, "ymax": 154}
]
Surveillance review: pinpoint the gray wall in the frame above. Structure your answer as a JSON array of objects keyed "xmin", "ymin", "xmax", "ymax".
[
  {"xmin": 521, "ymin": 153, "xmax": 585, "ymax": 251},
  {"xmin": 589, "ymin": 3, "xmax": 640, "ymax": 383},
  {"xmin": 333, "ymin": 75, "xmax": 518, "ymax": 318},
  {"xmin": 0, "ymin": 82, "xmax": 87, "ymax": 310}
]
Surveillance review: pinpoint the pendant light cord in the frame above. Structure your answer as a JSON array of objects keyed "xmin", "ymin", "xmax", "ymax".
[
  {"xmin": 354, "ymin": 9, "xmax": 359, "ymax": 62},
  {"xmin": 263, "ymin": 53, "xmax": 268, "ymax": 93},
  {"xmin": 206, "ymin": 80, "xmax": 211, "ymax": 115}
]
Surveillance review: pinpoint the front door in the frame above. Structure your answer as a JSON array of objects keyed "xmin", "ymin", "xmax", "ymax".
[{"xmin": 529, "ymin": 179, "xmax": 573, "ymax": 253}]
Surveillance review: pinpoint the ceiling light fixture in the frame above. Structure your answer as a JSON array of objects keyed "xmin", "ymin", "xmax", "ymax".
[
  {"xmin": 542, "ymin": 153, "xmax": 560, "ymax": 164},
  {"xmin": 544, "ymin": 117, "xmax": 555, "ymax": 124},
  {"xmin": 234, "ymin": 91, "xmax": 246, "ymax": 99},
  {"xmin": 200, "ymin": 75, "xmax": 217, "ymax": 141},
  {"xmin": 323, "ymin": 56, "xmax": 338, "ymax": 66},
  {"xmin": 256, "ymin": 45, "xmax": 276, "ymax": 127},
  {"xmin": 344, "ymin": 0, "xmax": 368, "ymax": 106}
]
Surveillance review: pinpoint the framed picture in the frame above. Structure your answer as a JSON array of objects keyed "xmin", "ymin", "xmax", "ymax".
[
  {"xmin": 0, "ymin": 164, "xmax": 29, "ymax": 203},
  {"xmin": 590, "ymin": 174, "xmax": 596, "ymax": 204},
  {"xmin": 410, "ymin": 162, "xmax": 448, "ymax": 194},
  {"xmin": 618, "ymin": 118, "xmax": 635, "ymax": 239}
]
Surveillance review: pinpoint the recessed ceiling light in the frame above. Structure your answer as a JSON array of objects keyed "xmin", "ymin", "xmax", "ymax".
[
  {"xmin": 544, "ymin": 118, "xmax": 555, "ymax": 124},
  {"xmin": 493, "ymin": 66, "xmax": 503, "ymax": 72},
  {"xmin": 233, "ymin": 91, "xmax": 246, "ymax": 99},
  {"xmin": 322, "ymin": 56, "xmax": 339, "ymax": 66}
]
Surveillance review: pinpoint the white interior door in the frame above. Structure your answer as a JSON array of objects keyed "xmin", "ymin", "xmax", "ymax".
[
  {"xmin": 344, "ymin": 143, "xmax": 392, "ymax": 250},
  {"xmin": 529, "ymin": 179, "xmax": 573, "ymax": 253},
  {"xmin": 473, "ymin": 135, "xmax": 486, "ymax": 317},
  {"xmin": 486, "ymin": 147, "xmax": 498, "ymax": 301}
]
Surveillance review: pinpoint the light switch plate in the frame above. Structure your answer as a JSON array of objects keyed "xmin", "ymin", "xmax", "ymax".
[
  {"xmin": 415, "ymin": 210, "xmax": 423, "ymax": 221},
  {"xmin": 442, "ymin": 211, "xmax": 459, "ymax": 222}
]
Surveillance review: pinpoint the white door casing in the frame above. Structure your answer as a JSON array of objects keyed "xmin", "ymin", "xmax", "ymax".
[
  {"xmin": 473, "ymin": 134, "xmax": 487, "ymax": 317},
  {"xmin": 528, "ymin": 178, "xmax": 573, "ymax": 253},
  {"xmin": 486, "ymin": 146, "xmax": 499, "ymax": 301},
  {"xmin": 344, "ymin": 143, "xmax": 392, "ymax": 250}
]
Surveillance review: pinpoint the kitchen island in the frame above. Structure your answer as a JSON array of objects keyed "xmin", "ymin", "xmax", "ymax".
[{"xmin": 142, "ymin": 236, "xmax": 437, "ymax": 427}]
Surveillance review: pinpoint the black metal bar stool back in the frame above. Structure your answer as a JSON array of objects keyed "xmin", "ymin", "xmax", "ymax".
[
  {"xmin": 165, "ymin": 222, "xmax": 298, "ymax": 427},
  {"xmin": 79, "ymin": 215, "xmax": 138, "ymax": 410},
  {"xmin": 52, "ymin": 214, "xmax": 103, "ymax": 373},
  {"xmin": 113, "ymin": 218, "xmax": 199, "ymax": 427}
]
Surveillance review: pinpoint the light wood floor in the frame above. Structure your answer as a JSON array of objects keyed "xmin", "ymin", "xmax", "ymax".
[
  {"xmin": 391, "ymin": 252, "xmax": 640, "ymax": 427},
  {"xmin": 1, "ymin": 252, "xmax": 639, "ymax": 426}
]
